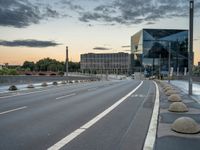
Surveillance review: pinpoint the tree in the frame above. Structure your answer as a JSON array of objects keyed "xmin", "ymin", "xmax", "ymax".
[
  {"xmin": 68, "ymin": 61, "xmax": 80, "ymax": 72},
  {"xmin": 193, "ymin": 66, "xmax": 200, "ymax": 76},
  {"xmin": 22, "ymin": 61, "xmax": 35, "ymax": 71},
  {"xmin": 35, "ymin": 58, "xmax": 65, "ymax": 72},
  {"xmin": 22, "ymin": 58, "xmax": 80, "ymax": 72}
]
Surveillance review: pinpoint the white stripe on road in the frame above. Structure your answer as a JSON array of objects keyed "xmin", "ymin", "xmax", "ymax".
[
  {"xmin": 0, "ymin": 106, "xmax": 27, "ymax": 115},
  {"xmin": 87, "ymin": 88, "xmax": 97, "ymax": 91},
  {"xmin": 48, "ymin": 81, "xmax": 143, "ymax": 150},
  {"xmin": 143, "ymin": 81, "xmax": 160, "ymax": 150},
  {"xmin": 0, "ymin": 89, "xmax": 50, "ymax": 99},
  {"xmin": 56, "ymin": 93, "xmax": 76, "ymax": 100}
]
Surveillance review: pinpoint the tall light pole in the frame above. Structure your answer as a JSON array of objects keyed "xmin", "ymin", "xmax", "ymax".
[
  {"xmin": 66, "ymin": 46, "xmax": 69, "ymax": 78},
  {"xmin": 188, "ymin": 0, "xmax": 194, "ymax": 95},
  {"xmin": 168, "ymin": 42, "xmax": 171, "ymax": 83}
]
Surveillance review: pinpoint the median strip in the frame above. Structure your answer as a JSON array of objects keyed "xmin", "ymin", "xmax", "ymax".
[
  {"xmin": 48, "ymin": 81, "xmax": 143, "ymax": 150},
  {"xmin": 0, "ymin": 106, "xmax": 27, "ymax": 115}
]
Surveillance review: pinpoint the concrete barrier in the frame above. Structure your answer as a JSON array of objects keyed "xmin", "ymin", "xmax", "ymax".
[{"xmin": 0, "ymin": 75, "xmax": 99, "ymax": 86}]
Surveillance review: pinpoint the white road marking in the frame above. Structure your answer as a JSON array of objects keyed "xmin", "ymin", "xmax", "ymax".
[
  {"xmin": 87, "ymin": 88, "xmax": 97, "ymax": 91},
  {"xmin": 0, "ymin": 89, "xmax": 50, "ymax": 99},
  {"xmin": 131, "ymin": 94, "xmax": 146, "ymax": 98},
  {"xmin": 143, "ymin": 81, "xmax": 160, "ymax": 150},
  {"xmin": 0, "ymin": 106, "xmax": 27, "ymax": 115},
  {"xmin": 48, "ymin": 81, "xmax": 143, "ymax": 150},
  {"xmin": 56, "ymin": 93, "xmax": 76, "ymax": 100}
]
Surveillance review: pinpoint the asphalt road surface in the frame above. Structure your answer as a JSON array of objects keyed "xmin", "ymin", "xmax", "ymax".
[{"xmin": 0, "ymin": 79, "xmax": 156, "ymax": 150}]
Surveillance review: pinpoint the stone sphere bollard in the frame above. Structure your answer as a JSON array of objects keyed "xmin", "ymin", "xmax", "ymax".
[
  {"xmin": 165, "ymin": 89, "xmax": 177, "ymax": 96},
  {"xmin": 8, "ymin": 85, "xmax": 18, "ymax": 91},
  {"xmin": 168, "ymin": 94, "xmax": 182, "ymax": 102},
  {"xmin": 27, "ymin": 84, "xmax": 34, "ymax": 88},
  {"xmin": 164, "ymin": 86, "xmax": 173, "ymax": 92},
  {"xmin": 53, "ymin": 81, "xmax": 58, "ymax": 85},
  {"xmin": 172, "ymin": 117, "xmax": 200, "ymax": 134},
  {"xmin": 41, "ymin": 82, "xmax": 48, "ymax": 87},
  {"xmin": 168, "ymin": 102, "xmax": 188, "ymax": 112}
]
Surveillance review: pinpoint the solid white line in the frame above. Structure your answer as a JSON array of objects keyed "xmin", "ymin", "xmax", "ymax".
[
  {"xmin": 0, "ymin": 106, "xmax": 27, "ymax": 115},
  {"xmin": 143, "ymin": 81, "xmax": 160, "ymax": 150},
  {"xmin": 48, "ymin": 81, "xmax": 143, "ymax": 150},
  {"xmin": 56, "ymin": 93, "xmax": 76, "ymax": 100}
]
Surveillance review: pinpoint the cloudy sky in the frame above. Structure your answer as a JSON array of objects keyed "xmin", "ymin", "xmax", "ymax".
[{"xmin": 0, "ymin": 0, "xmax": 200, "ymax": 65}]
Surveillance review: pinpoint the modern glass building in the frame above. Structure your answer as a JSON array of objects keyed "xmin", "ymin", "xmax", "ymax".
[{"xmin": 131, "ymin": 29, "xmax": 188, "ymax": 76}]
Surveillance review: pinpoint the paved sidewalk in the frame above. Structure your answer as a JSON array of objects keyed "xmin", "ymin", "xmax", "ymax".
[
  {"xmin": 155, "ymin": 81, "xmax": 200, "ymax": 150},
  {"xmin": 170, "ymin": 80, "xmax": 200, "ymax": 103}
]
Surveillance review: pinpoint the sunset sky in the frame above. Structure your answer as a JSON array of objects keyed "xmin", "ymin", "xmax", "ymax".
[{"xmin": 0, "ymin": 0, "xmax": 200, "ymax": 65}]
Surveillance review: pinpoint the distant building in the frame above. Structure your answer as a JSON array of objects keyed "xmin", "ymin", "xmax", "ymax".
[
  {"xmin": 80, "ymin": 53, "xmax": 130, "ymax": 74},
  {"xmin": 131, "ymin": 29, "xmax": 188, "ymax": 76}
]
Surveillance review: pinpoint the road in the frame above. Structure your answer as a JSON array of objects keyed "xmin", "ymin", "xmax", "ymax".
[{"xmin": 0, "ymin": 79, "xmax": 156, "ymax": 150}]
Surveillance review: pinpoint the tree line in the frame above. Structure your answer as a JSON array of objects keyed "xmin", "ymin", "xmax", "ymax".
[
  {"xmin": 22, "ymin": 58, "xmax": 80, "ymax": 72},
  {"xmin": 0, "ymin": 58, "xmax": 80, "ymax": 75}
]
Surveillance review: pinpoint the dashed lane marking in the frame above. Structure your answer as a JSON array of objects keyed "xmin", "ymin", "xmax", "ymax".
[
  {"xmin": 0, "ymin": 106, "xmax": 27, "ymax": 115},
  {"xmin": 56, "ymin": 93, "xmax": 76, "ymax": 100}
]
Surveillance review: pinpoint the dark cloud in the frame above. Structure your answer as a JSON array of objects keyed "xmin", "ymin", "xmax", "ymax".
[
  {"xmin": 45, "ymin": 7, "xmax": 59, "ymax": 18},
  {"xmin": 0, "ymin": 0, "xmax": 60, "ymax": 28},
  {"xmin": 93, "ymin": 47, "xmax": 111, "ymax": 50},
  {"xmin": 0, "ymin": 39, "xmax": 60, "ymax": 48},
  {"xmin": 1, "ymin": 0, "xmax": 199, "ymax": 28},
  {"xmin": 60, "ymin": 0, "xmax": 83, "ymax": 12},
  {"xmin": 79, "ymin": 0, "xmax": 200, "ymax": 25},
  {"xmin": 0, "ymin": 0, "xmax": 40, "ymax": 28}
]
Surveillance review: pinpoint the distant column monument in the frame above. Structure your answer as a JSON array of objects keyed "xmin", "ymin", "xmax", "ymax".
[{"xmin": 65, "ymin": 46, "xmax": 69, "ymax": 77}]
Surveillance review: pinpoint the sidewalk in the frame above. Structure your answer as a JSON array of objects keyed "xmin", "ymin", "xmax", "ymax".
[
  {"xmin": 155, "ymin": 80, "xmax": 200, "ymax": 150},
  {"xmin": 170, "ymin": 80, "xmax": 200, "ymax": 103}
]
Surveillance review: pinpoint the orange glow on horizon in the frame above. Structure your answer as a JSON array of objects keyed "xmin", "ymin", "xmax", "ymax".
[{"xmin": 0, "ymin": 43, "xmax": 199, "ymax": 65}]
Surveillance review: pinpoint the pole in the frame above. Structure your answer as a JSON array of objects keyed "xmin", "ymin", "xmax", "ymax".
[
  {"xmin": 168, "ymin": 42, "xmax": 171, "ymax": 83},
  {"xmin": 188, "ymin": 0, "xmax": 194, "ymax": 95},
  {"xmin": 66, "ymin": 46, "xmax": 69, "ymax": 79},
  {"xmin": 159, "ymin": 54, "xmax": 161, "ymax": 79}
]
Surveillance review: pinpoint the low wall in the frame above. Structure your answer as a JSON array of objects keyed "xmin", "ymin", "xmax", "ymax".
[{"xmin": 0, "ymin": 75, "xmax": 98, "ymax": 86}]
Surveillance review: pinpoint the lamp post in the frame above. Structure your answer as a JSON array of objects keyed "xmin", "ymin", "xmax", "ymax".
[
  {"xmin": 168, "ymin": 42, "xmax": 171, "ymax": 83},
  {"xmin": 188, "ymin": 0, "xmax": 194, "ymax": 95}
]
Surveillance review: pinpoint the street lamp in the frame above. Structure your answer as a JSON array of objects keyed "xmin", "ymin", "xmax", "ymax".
[
  {"xmin": 188, "ymin": 0, "xmax": 194, "ymax": 95},
  {"xmin": 168, "ymin": 42, "xmax": 171, "ymax": 83}
]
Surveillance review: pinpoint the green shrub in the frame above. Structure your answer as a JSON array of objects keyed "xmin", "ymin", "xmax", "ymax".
[
  {"xmin": 58, "ymin": 71, "xmax": 64, "ymax": 76},
  {"xmin": 8, "ymin": 69, "xmax": 18, "ymax": 75},
  {"xmin": 0, "ymin": 68, "xmax": 19, "ymax": 75}
]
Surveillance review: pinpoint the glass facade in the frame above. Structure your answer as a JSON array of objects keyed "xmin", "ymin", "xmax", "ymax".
[{"xmin": 131, "ymin": 29, "xmax": 188, "ymax": 76}]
